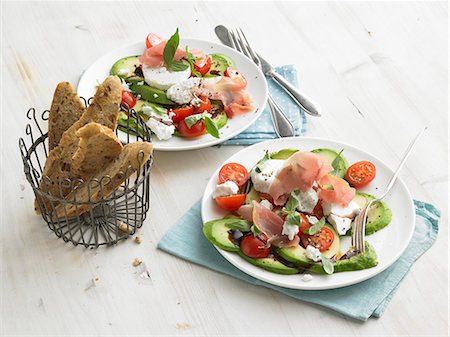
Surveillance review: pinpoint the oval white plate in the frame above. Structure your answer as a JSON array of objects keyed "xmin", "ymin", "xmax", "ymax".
[
  {"xmin": 201, "ymin": 137, "xmax": 415, "ymax": 290},
  {"xmin": 77, "ymin": 39, "xmax": 268, "ymax": 151}
]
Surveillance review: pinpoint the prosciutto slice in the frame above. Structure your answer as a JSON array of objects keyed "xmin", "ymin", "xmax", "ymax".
[
  {"xmin": 140, "ymin": 41, "xmax": 186, "ymax": 68},
  {"xmin": 318, "ymin": 174, "xmax": 356, "ymax": 207},
  {"xmin": 268, "ymin": 151, "xmax": 333, "ymax": 205},
  {"xmin": 252, "ymin": 201, "xmax": 299, "ymax": 247}
]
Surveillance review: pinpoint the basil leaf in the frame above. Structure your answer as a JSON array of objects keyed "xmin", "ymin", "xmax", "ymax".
[
  {"xmin": 163, "ymin": 28, "xmax": 188, "ymax": 71},
  {"xmin": 171, "ymin": 60, "xmax": 188, "ymax": 71},
  {"xmin": 285, "ymin": 212, "xmax": 300, "ymax": 226},
  {"xmin": 331, "ymin": 149, "xmax": 345, "ymax": 176},
  {"xmin": 184, "ymin": 113, "xmax": 205, "ymax": 128},
  {"xmin": 251, "ymin": 225, "xmax": 261, "ymax": 237},
  {"xmin": 282, "ymin": 190, "xmax": 300, "ymax": 214},
  {"xmin": 223, "ymin": 218, "xmax": 251, "ymax": 231},
  {"xmin": 321, "ymin": 255, "xmax": 334, "ymax": 274},
  {"xmin": 303, "ymin": 217, "xmax": 326, "ymax": 235},
  {"xmin": 186, "ymin": 46, "xmax": 202, "ymax": 77},
  {"xmin": 253, "ymin": 150, "xmax": 270, "ymax": 173},
  {"xmin": 204, "ymin": 115, "xmax": 220, "ymax": 138}
]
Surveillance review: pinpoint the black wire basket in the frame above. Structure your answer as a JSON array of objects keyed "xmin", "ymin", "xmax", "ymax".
[{"xmin": 19, "ymin": 99, "xmax": 153, "ymax": 248}]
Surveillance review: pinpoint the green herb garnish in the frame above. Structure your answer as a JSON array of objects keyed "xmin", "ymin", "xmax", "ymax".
[
  {"xmin": 184, "ymin": 113, "xmax": 220, "ymax": 139},
  {"xmin": 321, "ymin": 255, "xmax": 334, "ymax": 274},
  {"xmin": 330, "ymin": 149, "xmax": 345, "ymax": 176},
  {"xmin": 303, "ymin": 217, "xmax": 326, "ymax": 235},
  {"xmin": 251, "ymin": 225, "xmax": 261, "ymax": 237},
  {"xmin": 163, "ymin": 28, "xmax": 189, "ymax": 72},
  {"xmin": 185, "ymin": 46, "xmax": 202, "ymax": 77}
]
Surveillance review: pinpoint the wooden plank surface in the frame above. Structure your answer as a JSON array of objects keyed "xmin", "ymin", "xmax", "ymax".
[{"xmin": 1, "ymin": 1, "xmax": 448, "ymax": 335}]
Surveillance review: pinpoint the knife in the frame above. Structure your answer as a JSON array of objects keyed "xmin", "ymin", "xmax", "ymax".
[{"xmin": 215, "ymin": 25, "xmax": 321, "ymax": 117}]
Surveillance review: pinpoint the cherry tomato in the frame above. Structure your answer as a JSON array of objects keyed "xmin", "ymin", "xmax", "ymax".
[
  {"xmin": 215, "ymin": 194, "xmax": 246, "ymax": 211},
  {"xmin": 177, "ymin": 119, "xmax": 206, "ymax": 138},
  {"xmin": 170, "ymin": 106, "xmax": 194, "ymax": 123},
  {"xmin": 300, "ymin": 227, "xmax": 334, "ymax": 252},
  {"xmin": 298, "ymin": 213, "xmax": 310, "ymax": 233},
  {"xmin": 193, "ymin": 96, "xmax": 212, "ymax": 114},
  {"xmin": 218, "ymin": 163, "xmax": 249, "ymax": 188},
  {"xmin": 194, "ymin": 55, "xmax": 212, "ymax": 76},
  {"xmin": 345, "ymin": 161, "xmax": 376, "ymax": 188},
  {"xmin": 240, "ymin": 233, "xmax": 271, "ymax": 259},
  {"xmin": 225, "ymin": 67, "xmax": 247, "ymax": 85},
  {"xmin": 145, "ymin": 33, "xmax": 163, "ymax": 48},
  {"xmin": 121, "ymin": 90, "xmax": 136, "ymax": 109}
]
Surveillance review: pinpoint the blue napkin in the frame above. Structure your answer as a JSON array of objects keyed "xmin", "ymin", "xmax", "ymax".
[
  {"xmin": 158, "ymin": 200, "xmax": 440, "ymax": 321},
  {"xmin": 223, "ymin": 65, "xmax": 307, "ymax": 145}
]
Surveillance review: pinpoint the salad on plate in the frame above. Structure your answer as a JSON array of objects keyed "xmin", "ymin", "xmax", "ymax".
[
  {"xmin": 110, "ymin": 29, "xmax": 253, "ymax": 141},
  {"xmin": 203, "ymin": 148, "xmax": 392, "ymax": 277}
]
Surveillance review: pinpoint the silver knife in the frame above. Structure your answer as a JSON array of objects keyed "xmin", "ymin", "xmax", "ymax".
[{"xmin": 215, "ymin": 25, "xmax": 321, "ymax": 117}]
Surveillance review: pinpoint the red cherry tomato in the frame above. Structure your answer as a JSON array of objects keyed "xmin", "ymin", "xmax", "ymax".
[
  {"xmin": 193, "ymin": 96, "xmax": 212, "ymax": 114},
  {"xmin": 215, "ymin": 194, "xmax": 246, "ymax": 211},
  {"xmin": 225, "ymin": 67, "xmax": 247, "ymax": 85},
  {"xmin": 121, "ymin": 90, "xmax": 136, "ymax": 109},
  {"xmin": 194, "ymin": 55, "xmax": 212, "ymax": 76},
  {"xmin": 170, "ymin": 106, "xmax": 194, "ymax": 123},
  {"xmin": 177, "ymin": 119, "xmax": 206, "ymax": 138},
  {"xmin": 218, "ymin": 163, "xmax": 249, "ymax": 188},
  {"xmin": 300, "ymin": 226, "xmax": 334, "ymax": 252},
  {"xmin": 240, "ymin": 233, "xmax": 271, "ymax": 259},
  {"xmin": 145, "ymin": 33, "xmax": 163, "ymax": 48},
  {"xmin": 345, "ymin": 161, "xmax": 377, "ymax": 188}
]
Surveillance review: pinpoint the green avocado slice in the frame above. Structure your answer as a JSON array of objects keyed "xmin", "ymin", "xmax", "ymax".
[
  {"xmin": 352, "ymin": 192, "xmax": 393, "ymax": 235},
  {"xmin": 237, "ymin": 251, "xmax": 299, "ymax": 275}
]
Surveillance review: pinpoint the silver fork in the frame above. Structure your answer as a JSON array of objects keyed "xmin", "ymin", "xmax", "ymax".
[
  {"xmin": 351, "ymin": 127, "xmax": 427, "ymax": 254},
  {"xmin": 229, "ymin": 28, "xmax": 296, "ymax": 138}
]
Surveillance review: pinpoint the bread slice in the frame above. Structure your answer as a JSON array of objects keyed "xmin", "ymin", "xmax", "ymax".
[
  {"xmin": 54, "ymin": 141, "xmax": 153, "ymax": 218},
  {"xmin": 48, "ymin": 82, "xmax": 85, "ymax": 151},
  {"xmin": 39, "ymin": 76, "xmax": 122, "ymax": 201},
  {"xmin": 72, "ymin": 122, "xmax": 123, "ymax": 181}
]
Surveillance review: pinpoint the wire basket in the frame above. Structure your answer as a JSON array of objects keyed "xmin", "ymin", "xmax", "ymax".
[{"xmin": 19, "ymin": 99, "xmax": 153, "ymax": 248}]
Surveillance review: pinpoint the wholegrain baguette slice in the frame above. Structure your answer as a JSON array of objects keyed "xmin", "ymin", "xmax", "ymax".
[
  {"xmin": 48, "ymin": 82, "xmax": 85, "ymax": 151},
  {"xmin": 72, "ymin": 122, "xmax": 123, "ymax": 181},
  {"xmin": 39, "ymin": 76, "xmax": 122, "ymax": 202},
  {"xmin": 53, "ymin": 141, "xmax": 153, "ymax": 219}
]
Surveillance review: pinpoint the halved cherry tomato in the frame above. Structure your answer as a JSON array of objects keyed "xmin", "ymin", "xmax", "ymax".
[
  {"xmin": 145, "ymin": 33, "xmax": 163, "ymax": 48},
  {"xmin": 215, "ymin": 194, "xmax": 246, "ymax": 211},
  {"xmin": 177, "ymin": 119, "xmax": 206, "ymax": 138},
  {"xmin": 121, "ymin": 90, "xmax": 136, "ymax": 109},
  {"xmin": 194, "ymin": 55, "xmax": 212, "ymax": 76},
  {"xmin": 345, "ymin": 161, "xmax": 376, "ymax": 188},
  {"xmin": 218, "ymin": 163, "xmax": 249, "ymax": 188},
  {"xmin": 193, "ymin": 96, "xmax": 211, "ymax": 114},
  {"xmin": 225, "ymin": 67, "xmax": 247, "ymax": 85},
  {"xmin": 240, "ymin": 233, "xmax": 271, "ymax": 259},
  {"xmin": 300, "ymin": 227, "xmax": 334, "ymax": 252},
  {"xmin": 170, "ymin": 106, "xmax": 194, "ymax": 123},
  {"xmin": 298, "ymin": 213, "xmax": 311, "ymax": 233}
]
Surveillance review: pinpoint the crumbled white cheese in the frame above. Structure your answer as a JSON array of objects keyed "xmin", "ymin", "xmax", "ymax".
[
  {"xmin": 259, "ymin": 199, "xmax": 273, "ymax": 210},
  {"xmin": 306, "ymin": 215, "xmax": 319, "ymax": 224},
  {"xmin": 296, "ymin": 188, "xmax": 319, "ymax": 213},
  {"xmin": 212, "ymin": 181, "xmax": 239, "ymax": 199},
  {"xmin": 120, "ymin": 79, "xmax": 131, "ymax": 92},
  {"xmin": 305, "ymin": 245, "xmax": 322, "ymax": 262},
  {"xmin": 146, "ymin": 118, "xmax": 175, "ymax": 140},
  {"xmin": 301, "ymin": 274, "xmax": 313, "ymax": 282},
  {"xmin": 250, "ymin": 159, "xmax": 285, "ymax": 193},
  {"xmin": 327, "ymin": 214, "xmax": 352, "ymax": 235},
  {"xmin": 322, "ymin": 200, "xmax": 361, "ymax": 219},
  {"xmin": 166, "ymin": 78, "xmax": 202, "ymax": 104},
  {"xmin": 142, "ymin": 106, "xmax": 172, "ymax": 124},
  {"xmin": 118, "ymin": 68, "xmax": 130, "ymax": 76},
  {"xmin": 282, "ymin": 222, "xmax": 298, "ymax": 241}
]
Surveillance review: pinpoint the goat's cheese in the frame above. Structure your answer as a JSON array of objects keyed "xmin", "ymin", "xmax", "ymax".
[
  {"xmin": 306, "ymin": 215, "xmax": 319, "ymax": 224},
  {"xmin": 212, "ymin": 181, "xmax": 239, "ymax": 199},
  {"xmin": 250, "ymin": 159, "xmax": 285, "ymax": 193},
  {"xmin": 327, "ymin": 214, "xmax": 352, "ymax": 235},
  {"xmin": 301, "ymin": 274, "xmax": 313, "ymax": 282},
  {"xmin": 166, "ymin": 78, "xmax": 202, "ymax": 104},
  {"xmin": 305, "ymin": 245, "xmax": 322, "ymax": 262},
  {"xmin": 296, "ymin": 188, "xmax": 319, "ymax": 213},
  {"xmin": 143, "ymin": 64, "xmax": 191, "ymax": 90},
  {"xmin": 146, "ymin": 118, "xmax": 175, "ymax": 141},
  {"xmin": 322, "ymin": 200, "xmax": 361, "ymax": 219},
  {"xmin": 282, "ymin": 222, "xmax": 299, "ymax": 241},
  {"xmin": 117, "ymin": 68, "xmax": 130, "ymax": 76}
]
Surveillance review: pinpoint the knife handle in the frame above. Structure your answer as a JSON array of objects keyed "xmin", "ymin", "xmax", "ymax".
[{"xmin": 269, "ymin": 70, "xmax": 322, "ymax": 117}]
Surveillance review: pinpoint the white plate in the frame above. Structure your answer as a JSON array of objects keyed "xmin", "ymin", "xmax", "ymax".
[
  {"xmin": 201, "ymin": 137, "xmax": 415, "ymax": 290},
  {"xmin": 77, "ymin": 39, "xmax": 268, "ymax": 151}
]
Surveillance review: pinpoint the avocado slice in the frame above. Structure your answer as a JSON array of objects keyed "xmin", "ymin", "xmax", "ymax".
[
  {"xmin": 205, "ymin": 53, "xmax": 236, "ymax": 77},
  {"xmin": 110, "ymin": 56, "xmax": 140, "ymax": 78},
  {"xmin": 311, "ymin": 148, "xmax": 349, "ymax": 178},
  {"xmin": 237, "ymin": 251, "xmax": 299, "ymax": 275},
  {"xmin": 270, "ymin": 148, "xmax": 299, "ymax": 160},
  {"xmin": 129, "ymin": 83, "xmax": 176, "ymax": 106},
  {"xmin": 352, "ymin": 192, "xmax": 392, "ymax": 235},
  {"xmin": 203, "ymin": 218, "xmax": 251, "ymax": 252},
  {"xmin": 275, "ymin": 224, "xmax": 341, "ymax": 267},
  {"xmin": 309, "ymin": 241, "xmax": 378, "ymax": 274},
  {"xmin": 126, "ymin": 76, "xmax": 145, "ymax": 84}
]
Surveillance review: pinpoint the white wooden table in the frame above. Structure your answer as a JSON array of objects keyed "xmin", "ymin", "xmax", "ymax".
[{"xmin": 1, "ymin": 1, "xmax": 448, "ymax": 335}]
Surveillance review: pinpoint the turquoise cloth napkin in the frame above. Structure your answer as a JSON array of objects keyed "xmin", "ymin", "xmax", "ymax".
[
  {"xmin": 158, "ymin": 199, "xmax": 440, "ymax": 321},
  {"xmin": 223, "ymin": 65, "xmax": 306, "ymax": 145}
]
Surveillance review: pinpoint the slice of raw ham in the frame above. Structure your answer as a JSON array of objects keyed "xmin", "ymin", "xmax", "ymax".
[
  {"xmin": 318, "ymin": 174, "xmax": 356, "ymax": 207},
  {"xmin": 140, "ymin": 41, "xmax": 186, "ymax": 68},
  {"xmin": 268, "ymin": 151, "xmax": 333, "ymax": 205},
  {"xmin": 237, "ymin": 204, "xmax": 253, "ymax": 222},
  {"xmin": 252, "ymin": 201, "xmax": 299, "ymax": 247}
]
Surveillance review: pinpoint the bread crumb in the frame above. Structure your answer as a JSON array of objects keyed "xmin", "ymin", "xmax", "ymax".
[
  {"xmin": 134, "ymin": 236, "xmax": 142, "ymax": 244},
  {"xmin": 175, "ymin": 323, "xmax": 191, "ymax": 330},
  {"xmin": 132, "ymin": 258, "xmax": 142, "ymax": 267},
  {"xmin": 118, "ymin": 222, "xmax": 132, "ymax": 233}
]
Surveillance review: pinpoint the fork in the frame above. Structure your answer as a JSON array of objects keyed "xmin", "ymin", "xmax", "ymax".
[
  {"xmin": 229, "ymin": 28, "xmax": 296, "ymax": 138},
  {"xmin": 351, "ymin": 127, "xmax": 427, "ymax": 254}
]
